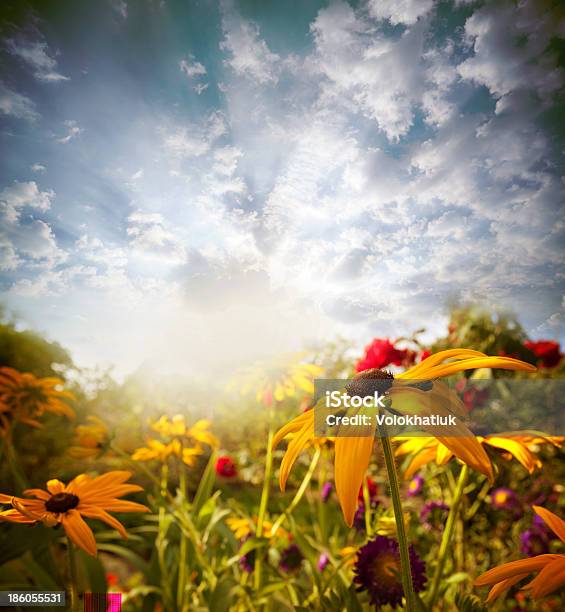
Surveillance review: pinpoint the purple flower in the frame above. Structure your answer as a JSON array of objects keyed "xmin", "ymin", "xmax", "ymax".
[
  {"xmin": 321, "ymin": 481, "xmax": 333, "ymax": 503},
  {"xmin": 239, "ymin": 544, "xmax": 255, "ymax": 573},
  {"xmin": 279, "ymin": 544, "xmax": 303, "ymax": 572},
  {"xmin": 520, "ymin": 514, "xmax": 554, "ymax": 556},
  {"xmin": 317, "ymin": 552, "xmax": 330, "ymax": 572},
  {"xmin": 353, "ymin": 536, "xmax": 427, "ymax": 608},
  {"xmin": 520, "ymin": 529, "xmax": 551, "ymax": 556},
  {"xmin": 491, "ymin": 488, "xmax": 517, "ymax": 510},
  {"xmin": 354, "ymin": 502, "xmax": 367, "ymax": 531},
  {"xmin": 420, "ymin": 501, "xmax": 449, "ymax": 532},
  {"xmin": 407, "ymin": 475, "xmax": 424, "ymax": 497}
]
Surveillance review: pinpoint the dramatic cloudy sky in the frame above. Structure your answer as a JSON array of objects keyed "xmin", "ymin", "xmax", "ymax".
[{"xmin": 1, "ymin": 0, "xmax": 564, "ymax": 377}]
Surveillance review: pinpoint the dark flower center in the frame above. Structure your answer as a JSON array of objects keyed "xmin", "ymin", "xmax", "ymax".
[
  {"xmin": 45, "ymin": 493, "xmax": 80, "ymax": 513},
  {"xmin": 346, "ymin": 368, "xmax": 394, "ymax": 398}
]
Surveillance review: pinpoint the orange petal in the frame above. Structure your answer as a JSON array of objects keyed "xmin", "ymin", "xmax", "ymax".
[
  {"xmin": 62, "ymin": 510, "xmax": 97, "ymax": 557},
  {"xmin": 78, "ymin": 505, "xmax": 128, "ymax": 539},
  {"xmin": 22, "ymin": 488, "xmax": 50, "ymax": 500},
  {"xmin": 521, "ymin": 556, "xmax": 565, "ymax": 599},
  {"xmin": 475, "ymin": 555, "xmax": 559, "ymax": 586},
  {"xmin": 485, "ymin": 574, "xmax": 527, "ymax": 603},
  {"xmin": 334, "ymin": 435, "xmax": 374, "ymax": 527},
  {"xmin": 0, "ymin": 508, "xmax": 36, "ymax": 524},
  {"xmin": 533, "ymin": 506, "xmax": 565, "ymax": 543}
]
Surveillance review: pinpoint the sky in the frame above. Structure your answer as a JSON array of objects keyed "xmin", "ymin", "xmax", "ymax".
[{"xmin": 0, "ymin": 0, "xmax": 564, "ymax": 378}]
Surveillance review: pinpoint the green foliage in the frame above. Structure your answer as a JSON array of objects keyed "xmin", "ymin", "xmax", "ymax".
[
  {"xmin": 0, "ymin": 313, "xmax": 72, "ymax": 376},
  {"xmin": 432, "ymin": 304, "xmax": 535, "ymax": 366}
]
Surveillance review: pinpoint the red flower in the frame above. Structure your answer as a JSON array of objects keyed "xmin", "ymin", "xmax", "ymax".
[
  {"xmin": 455, "ymin": 379, "xmax": 489, "ymax": 411},
  {"xmin": 356, "ymin": 338, "xmax": 414, "ymax": 372},
  {"xmin": 524, "ymin": 340, "xmax": 562, "ymax": 369},
  {"xmin": 215, "ymin": 456, "xmax": 237, "ymax": 478},
  {"xmin": 358, "ymin": 477, "xmax": 378, "ymax": 502},
  {"xmin": 106, "ymin": 573, "xmax": 119, "ymax": 587}
]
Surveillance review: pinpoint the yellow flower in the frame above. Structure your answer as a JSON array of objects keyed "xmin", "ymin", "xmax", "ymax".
[
  {"xmin": 475, "ymin": 506, "xmax": 565, "ymax": 602},
  {"xmin": 339, "ymin": 546, "xmax": 358, "ymax": 567},
  {"xmin": 133, "ymin": 414, "xmax": 216, "ymax": 466},
  {"xmin": 150, "ymin": 415, "xmax": 218, "ymax": 448},
  {"xmin": 395, "ymin": 431, "xmax": 562, "ymax": 479},
  {"xmin": 230, "ymin": 353, "xmax": 324, "ymax": 406},
  {"xmin": 0, "ymin": 367, "xmax": 75, "ymax": 433},
  {"xmin": 273, "ymin": 349, "xmax": 536, "ymax": 526},
  {"xmin": 181, "ymin": 446, "xmax": 202, "ymax": 467},
  {"xmin": 226, "ymin": 517, "xmax": 252, "ymax": 540},
  {"xmin": 69, "ymin": 416, "xmax": 110, "ymax": 459},
  {"xmin": 375, "ymin": 513, "xmax": 411, "ymax": 537},
  {"xmin": 132, "ymin": 438, "xmax": 203, "ymax": 466},
  {"xmin": 226, "ymin": 515, "xmax": 288, "ymax": 541},
  {"xmin": 0, "ymin": 471, "xmax": 149, "ymax": 556}
]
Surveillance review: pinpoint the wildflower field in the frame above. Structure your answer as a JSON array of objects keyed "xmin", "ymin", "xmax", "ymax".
[{"xmin": 0, "ymin": 306, "xmax": 563, "ymax": 611}]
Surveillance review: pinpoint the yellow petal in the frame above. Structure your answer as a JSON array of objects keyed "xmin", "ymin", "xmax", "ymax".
[
  {"xmin": 272, "ymin": 410, "xmax": 313, "ymax": 450},
  {"xmin": 334, "ymin": 435, "xmax": 374, "ymax": 527},
  {"xmin": 436, "ymin": 443, "xmax": 453, "ymax": 465},
  {"xmin": 421, "ymin": 356, "xmax": 536, "ymax": 379},
  {"xmin": 279, "ymin": 421, "xmax": 314, "ymax": 491},
  {"xmin": 484, "ymin": 437, "xmax": 541, "ymax": 473},
  {"xmin": 401, "ymin": 349, "xmax": 488, "ymax": 379},
  {"xmin": 403, "ymin": 446, "xmax": 437, "ymax": 480}
]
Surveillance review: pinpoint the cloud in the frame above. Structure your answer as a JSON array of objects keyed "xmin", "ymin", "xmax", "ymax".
[
  {"xmin": 179, "ymin": 56, "xmax": 207, "ymax": 78},
  {"xmin": 310, "ymin": 0, "xmax": 427, "ymax": 141},
  {"xmin": 220, "ymin": 11, "xmax": 280, "ymax": 84},
  {"xmin": 457, "ymin": 0, "xmax": 564, "ymax": 101},
  {"xmin": 367, "ymin": 0, "xmax": 434, "ymax": 25},
  {"xmin": 57, "ymin": 120, "xmax": 82, "ymax": 144},
  {"xmin": 111, "ymin": 0, "xmax": 128, "ymax": 19},
  {"xmin": 0, "ymin": 181, "xmax": 66, "ymax": 271},
  {"xmin": 31, "ymin": 163, "xmax": 46, "ymax": 173},
  {"xmin": 162, "ymin": 111, "xmax": 226, "ymax": 157},
  {"xmin": 0, "ymin": 181, "xmax": 54, "ymax": 223},
  {"xmin": 127, "ymin": 210, "xmax": 186, "ymax": 264},
  {"xmin": 6, "ymin": 36, "xmax": 70, "ymax": 82},
  {"xmin": 0, "ymin": 82, "xmax": 39, "ymax": 121},
  {"xmin": 194, "ymin": 83, "xmax": 209, "ymax": 95}
]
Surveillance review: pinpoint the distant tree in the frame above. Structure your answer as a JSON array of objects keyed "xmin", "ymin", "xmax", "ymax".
[{"xmin": 0, "ymin": 308, "xmax": 72, "ymax": 376}]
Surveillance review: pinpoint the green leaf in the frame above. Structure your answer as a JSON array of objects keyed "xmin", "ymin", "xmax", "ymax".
[
  {"xmin": 447, "ymin": 572, "xmax": 472, "ymax": 585},
  {"xmin": 96, "ymin": 543, "xmax": 149, "ymax": 574},
  {"xmin": 78, "ymin": 549, "xmax": 107, "ymax": 593},
  {"xmin": 208, "ymin": 576, "xmax": 237, "ymax": 612},
  {"xmin": 237, "ymin": 536, "xmax": 267, "ymax": 557},
  {"xmin": 192, "ymin": 452, "xmax": 217, "ymax": 515}
]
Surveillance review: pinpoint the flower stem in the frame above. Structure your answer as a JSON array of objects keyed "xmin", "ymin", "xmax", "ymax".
[
  {"xmin": 270, "ymin": 446, "xmax": 321, "ymax": 535},
  {"xmin": 4, "ymin": 435, "xmax": 28, "ymax": 491},
  {"xmin": 66, "ymin": 537, "xmax": 80, "ymax": 612},
  {"xmin": 254, "ymin": 406, "xmax": 275, "ymax": 590},
  {"xmin": 177, "ymin": 462, "xmax": 188, "ymax": 611},
  {"xmin": 427, "ymin": 463, "xmax": 468, "ymax": 609},
  {"xmin": 378, "ymin": 420, "xmax": 416, "ymax": 612}
]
